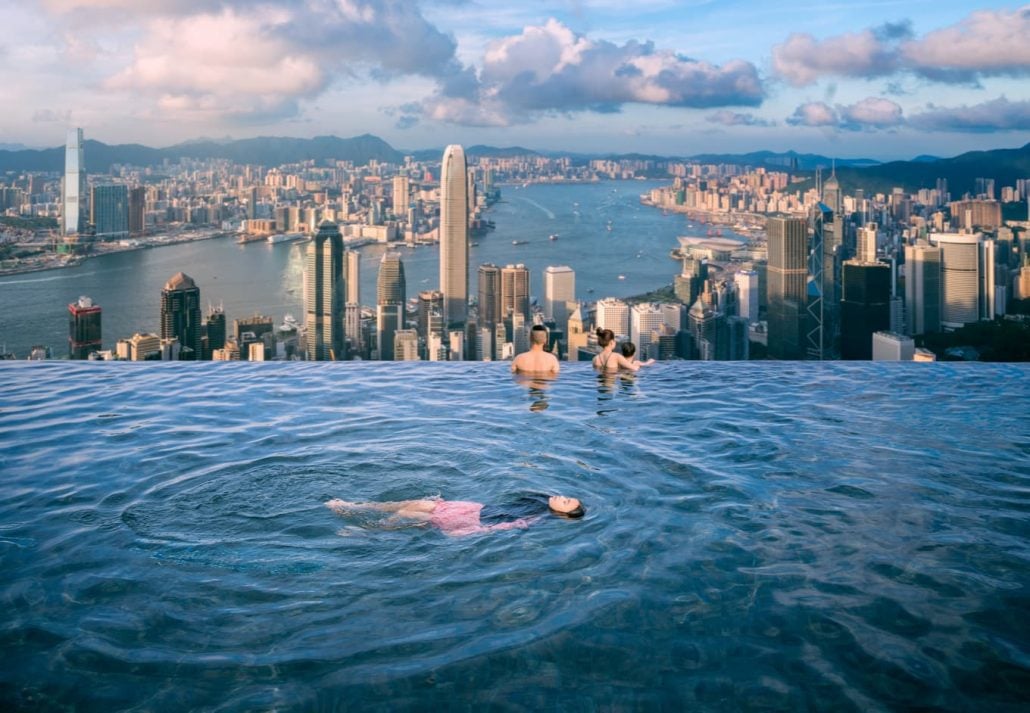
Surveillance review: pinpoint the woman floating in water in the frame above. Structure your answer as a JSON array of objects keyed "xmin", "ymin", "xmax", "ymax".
[{"xmin": 326, "ymin": 494, "xmax": 585, "ymax": 537}]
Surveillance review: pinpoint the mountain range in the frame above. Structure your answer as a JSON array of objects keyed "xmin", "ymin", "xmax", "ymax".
[{"xmin": 1, "ymin": 134, "xmax": 1027, "ymax": 198}]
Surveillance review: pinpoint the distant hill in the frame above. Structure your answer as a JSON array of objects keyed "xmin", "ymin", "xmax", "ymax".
[
  {"xmin": 829, "ymin": 143, "xmax": 1030, "ymax": 196},
  {"xmin": 686, "ymin": 150, "xmax": 881, "ymax": 170},
  {"xmin": 0, "ymin": 134, "xmax": 404, "ymax": 174}
]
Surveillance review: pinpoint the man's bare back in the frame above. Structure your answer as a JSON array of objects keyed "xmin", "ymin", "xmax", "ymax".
[{"xmin": 511, "ymin": 349, "xmax": 560, "ymax": 374}]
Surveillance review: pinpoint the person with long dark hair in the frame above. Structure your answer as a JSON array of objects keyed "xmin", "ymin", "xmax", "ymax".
[
  {"xmin": 592, "ymin": 328, "xmax": 644, "ymax": 372},
  {"xmin": 326, "ymin": 493, "xmax": 584, "ymax": 537}
]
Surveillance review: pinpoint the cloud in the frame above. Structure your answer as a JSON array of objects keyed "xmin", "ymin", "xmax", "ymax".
[
  {"xmin": 32, "ymin": 108, "xmax": 72, "ymax": 123},
  {"xmin": 416, "ymin": 18, "xmax": 765, "ymax": 126},
  {"xmin": 50, "ymin": 1, "xmax": 461, "ymax": 124},
  {"xmin": 772, "ymin": 6, "xmax": 1030, "ymax": 86},
  {"xmin": 908, "ymin": 97, "xmax": 1030, "ymax": 133},
  {"xmin": 786, "ymin": 101, "xmax": 839, "ymax": 127},
  {"xmin": 787, "ymin": 97, "xmax": 903, "ymax": 131},
  {"xmin": 705, "ymin": 110, "xmax": 774, "ymax": 127}
]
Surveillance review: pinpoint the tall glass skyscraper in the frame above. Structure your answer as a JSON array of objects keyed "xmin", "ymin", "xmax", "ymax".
[
  {"xmin": 500, "ymin": 263, "xmax": 530, "ymax": 323},
  {"xmin": 160, "ymin": 272, "xmax": 202, "ymax": 360},
  {"xmin": 377, "ymin": 251, "xmax": 406, "ymax": 361},
  {"xmin": 62, "ymin": 128, "xmax": 86, "ymax": 235},
  {"xmin": 439, "ymin": 145, "xmax": 469, "ymax": 327},
  {"xmin": 91, "ymin": 184, "xmax": 129, "ymax": 240},
  {"xmin": 304, "ymin": 221, "xmax": 346, "ymax": 361},
  {"xmin": 766, "ymin": 217, "xmax": 808, "ymax": 360},
  {"xmin": 543, "ymin": 265, "xmax": 575, "ymax": 326}
]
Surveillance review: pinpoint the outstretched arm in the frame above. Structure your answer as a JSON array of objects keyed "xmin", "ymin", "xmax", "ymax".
[{"xmin": 326, "ymin": 498, "xmax": 438, "ymax": 515}]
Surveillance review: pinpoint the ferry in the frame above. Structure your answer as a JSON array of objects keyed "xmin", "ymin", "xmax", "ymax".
[
  {"xmin": 512, "ymin": 240, "xmax": 529, "ymax": 246},
  {"xmin": 617, "ymin": 274, "xmax": 626, "ymax": 280},
  {"xmin": 268, "ymin": 232, "xmax": 305, "ymax": 244},
  {"xmin": 549, "ymin": 233, "xmax": 558, "ymax": 241}
]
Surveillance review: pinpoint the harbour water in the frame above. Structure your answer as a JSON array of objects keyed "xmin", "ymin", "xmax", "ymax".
[
  {"xmin": 1, "ymin": 361, "xmax": 1027, "ymax": 710},
  {"xmin": 0, "ymin": 181, "xmax": 739, "ymax": 358}
]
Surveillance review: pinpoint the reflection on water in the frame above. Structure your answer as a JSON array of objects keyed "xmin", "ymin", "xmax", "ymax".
[
  {"xmin": 512, "ymin": 371, "xmax": 557, "ymax": 411},
  {"xmin": 1, "ymin": 362, "xmax": 1028, "ymax": 710}
]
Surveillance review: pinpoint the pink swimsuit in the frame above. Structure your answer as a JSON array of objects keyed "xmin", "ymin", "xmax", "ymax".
[{"xmin": 429, "ymin": 501, "xmax": 533, "ymax": 537}]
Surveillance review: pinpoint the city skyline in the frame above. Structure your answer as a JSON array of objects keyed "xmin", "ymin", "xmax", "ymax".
[{"xmin": 1, "ymin": 2, "xmax": 1028, "ymax": 159}]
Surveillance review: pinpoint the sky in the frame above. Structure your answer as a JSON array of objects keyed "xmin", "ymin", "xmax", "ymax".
[{"xmin": 1, "ymin": 1, "xmax": 1029, "ymax": 159}]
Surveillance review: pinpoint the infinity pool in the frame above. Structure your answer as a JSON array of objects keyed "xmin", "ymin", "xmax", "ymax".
[{"xmin": 1, "ymin": 362, "xmax": 1027, "ymax": 710}]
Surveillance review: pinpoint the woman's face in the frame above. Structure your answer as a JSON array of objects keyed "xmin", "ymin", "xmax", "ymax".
[{"xmin": 548, "ymin": 496, "xmax": 581, "ymax": 513}]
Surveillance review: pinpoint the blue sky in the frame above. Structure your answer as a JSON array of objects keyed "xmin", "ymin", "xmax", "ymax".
[{"xmin": 1, "ymin": 1, "xmax": 1028, "ymax": 159}]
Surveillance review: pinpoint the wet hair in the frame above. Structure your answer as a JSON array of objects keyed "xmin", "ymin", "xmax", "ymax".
[
  {"xmin": 479, "ymin": 493, "xmax": 585, "ymax": 524},
  {"xmin": 596, "ymin": 328, "xmax": 615, "ymax": 348},
  {"xmin": 530, "ymin": 324, "xmax": 548, "ymax": 345},
  {"xmin": 620, "ymin": 341, "xmax": 636, "ymax": 358}
]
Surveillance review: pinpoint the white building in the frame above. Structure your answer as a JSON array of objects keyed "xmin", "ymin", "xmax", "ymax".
[
  {"xmin": 394, "ymin": 329, "xmax": 420, "ymax": 360},
  {"xmin": 630, "ymin": 303, "xmax": 665, "ymax": 360},
  {"xmin": 595, "ymin": 297, "xmax": 630, "ymax": 337},
  {"xmin": 872, "ymin": 331, "xmax": 915, "ymax": 361},
  {"xmin": 734, "ymin": 270, "xmax": 759, "ymax": 323},
  {"xmin": 930, "ymin": 232, "xmax": 995, "ymax": 328},
  {"xmin": 544, "ymin": 265, "xmax": 576, "ymax": 325},
  {"xmin": 439, "ymin": 145, "xmax": 469, "ymax": 325},
  {"xmin": 858, "ymin": 223, "xmax": 878, "ymax": 263}
]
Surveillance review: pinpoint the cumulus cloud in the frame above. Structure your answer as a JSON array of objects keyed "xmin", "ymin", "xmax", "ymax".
[
  {"xmin": 787, "ymin": 97, "xmax": 903, "ymax": 131},
  {"xmin": 909, "ymin": 97, "xmax": 1030, "ymax": 132},
  {"xmin": 49, "ymin": 1, "xmax": 461, "ymax": 123},
  {"xmin": 772, "ymin": 6, "xmax": 1030, "ymax": 86},
  {"xmin": 414, "ymin": 18, "xmax": 765, "ymax": 126},
  {"xmin": 706, "ymin": 110, "xmax": 774, "ymax": 127}
]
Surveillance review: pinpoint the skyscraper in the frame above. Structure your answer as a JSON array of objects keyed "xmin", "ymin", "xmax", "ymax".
[
  {"xmin": 857, "ymin": 223, "xmax": 878, "ymax": 264},
  {"xmin": 439, "ymin": 145, "xmax": 469, "ymax": 326},
  {"xmin": 766, "ymin": 217, "xmax": 808, "ymax": 360},
  {"xmin": 904, "ymin": 244, "xmax": 941, "ymax": 335},
  {"xmin": 822, "ymin": 167, "xmax": 841, "ymax": 216},
  {"xmin": 840, "ymin": 261, "xmax": 891, "ymax": 360},
  {"xmin": 932, "ymin": 233, "xmax": 995, "ymax": 328},
  {"xmin": 62, "ymin": 128, "xmax": 86, "ymax": 235},
  {"xmin": 203, "ymin": 306, "xmax": 226, "ymax": 361},
  {"xmin": 734, "ymin": 270, "xmax": 759, "ymax": 323},
  {"xmin": 91, "ymin": 184, "xmax": 129, "ymax": 240},
  {"xmin": 417, "ymin": 289, "xmax": 444, "ymax": 357},
  {"xmin": 544, "ymin": 265, "xmax": 575, "ymax": 325},
  {"xmin": 304, "ymin": 221, "xmax": 346, "ymax": 361},
  {"xmin": 477, "ymin": 264, "xmax": 501, "ymax": 328},
  {"xmin": 630, "ymin": 303, "xmax": 664, "ymax": 360},
  {"xmin": 377, "ymin": 251, "xmax": 406, "ymax": 361},
  {"xmin": 128, "ymin": 186, "xmax": 146, "ymax": 235},
  {"xmin": 500, "ymin": 263, "xmax": 530, "ymax": 323},
  {"xmin": 68, "ymin": 296, "xmax": 101, "ymax": 359},
  {"xmin": 596, "ymin": 297, "xmax": 630, "ymax": 336},
  {"xmin": 392, "ymin": 176, "xmax": 410, "ymax": 218},
  {"xmin": 160, "ymin": 272, "xmax": 202, "ymax": 360}
]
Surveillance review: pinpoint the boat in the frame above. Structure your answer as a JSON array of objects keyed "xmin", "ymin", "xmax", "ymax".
[
  {"xmin": 471, "ymin": 242, "xmax": 480, "ymax": 247},
  {"xmin": 268, "ymin": 232, "xmax": 305, "ymax": 244},
  {"xmin": 606, "ymin": 220, "xmax": 613, "ymax": 232},
  {"xmin": 549, "ymin": 234, "xmax": 558, "ymax": 241},
  {"xmin": 512, "ymin": 240, "xmax": 528, "ymax": 246},
  {"xmin": 236, "ymin": 234, "xmax": 265, "ymax": 244},
  {"xmin": 617, "ymin": 275, "xmax": 626, "ymax": 280}
]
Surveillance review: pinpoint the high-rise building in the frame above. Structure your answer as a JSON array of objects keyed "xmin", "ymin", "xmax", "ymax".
[
  {"xmin": 544, "ymin": 265, "xmax": 575, "ymax": 326},
  {"xmin": 440, "ymin": 145, "xmax": 469, "ymax": 326},
  {"xmin": 840, "ymin": 261, "xmax": 891, "ymax": 359},
  {"xmin": 500, "ymin": 264, "xmax": 530, "ymax": 323},
  {"xmin": 304, "ymin": 221, "xmax": 346, "ymax": 360},
  {"xmin": 392, "ymin": 176, "xmax": 410, "ymax": 218},
  {"xmin": 62, "ymin": 128, "xmax": 87, "ymax": 235},
  {"xmin": 160, "ymin": 272, "xmax": 202, "ymax": 360},
  {"xmin": 346, "ymin": 250, "xmax": 360, "ymax": 304},
  {"xmin": 822, "ymin": 168, "xmax": 841, "ymax": 216},
  {"xmin": 128, "ymin": 187, "xmax": 146, "ymax": 235},
  {"xmin": 477, "ymin": 264, "xmax": 501, "ymax": 328},
  {"xmin": 734, "ymin": 270, "xmax": 759, "ymax": 323},
  {"xmin": 393, "ymin": 329, "xmax": 419, "ymax": 360},
  {"xmin": 904, "ymin": 244, "xmax": 942, "ymax": 335},
  {"xmin": 857, "ymin": 223, "xmax": 878, "ymax": 264},
  {"xmin": 203, "ymin": 306, "xmax": 226, "ymax": 360},
  {"xmin": 417, "ymin": 290, "xmax": 444, "ymax": 355},
  {"xmin": 766, "ymin": 217, "xmax": 808, "ymax": 359},
  {"xmin": 596, "ymin": 297, "xmax": 630, "ymax": 336},
  {"xmin": 377, "ymin": 251, "xmax": 406, "ymax": 361},
  {"xmin": 630, "ymin": 303, "xmax": 664, "ymax": 360},
  {"xmin": 68, "ymin": 296, "xmax": 101, "ymax": 359},
  {"xmin": 932, "ymin": 233, "xmax": 995, "ymax": 328},
  {"xmin": 91, "ymin": 184, "xmax": 129, "ymax": 240}
]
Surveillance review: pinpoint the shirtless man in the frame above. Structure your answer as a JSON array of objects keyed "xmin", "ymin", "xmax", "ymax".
[{"xmin": 511, "ymin": 325, "xmax": 560, "ymax": 375}]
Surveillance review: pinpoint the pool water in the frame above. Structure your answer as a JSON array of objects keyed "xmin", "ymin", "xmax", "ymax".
[{"xmin": 1, "ymin": 362, "xmax": 1028, "ymax": 710}]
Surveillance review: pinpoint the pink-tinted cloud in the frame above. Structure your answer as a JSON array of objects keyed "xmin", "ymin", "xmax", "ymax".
[{"xmin": 909, "ymin": 97, "xmax": 1030, "ymax": 132}]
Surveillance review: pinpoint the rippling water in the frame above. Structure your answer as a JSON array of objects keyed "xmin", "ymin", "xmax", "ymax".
[{"xmin": 1, "ymin": 362, "xmax": 1028, "ymax": 711}]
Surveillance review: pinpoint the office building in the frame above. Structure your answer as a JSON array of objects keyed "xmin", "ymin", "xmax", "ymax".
[
  {"xmin": 630, "ymin": 303, "xmax": 664, "ymax": 360},
  {"xmin": 68, "ymin": 296, "xmax": 101, "ymax": 359},
  {"xmin": 128, "ymin": 186, "xmax": 146, "ymax": 234},
  {"xmin": 840, "ymin": 261, "xmax": 891, "ymax": 360},
  {"xmin": 203, "ymin": 306, "xmax": 226, "ymax": 360},
  {"xmin": 392, "ymin": 175, "xmax": 410, "ymax": 218},
  {"xmin": 932, "ymin": 233, "xmax": 995, "ymax": 328},
  {"xmin": 477, "ymin": 264, "xmax": 501, "ymax": 328},
  {"xmin": 440, "ymin": 145, "xmax": 469, "ymax": 326},
  {"xmin": 904, "ymin": 244, "xmax": 942, "ymax": 335},
  {"xmin": 500, "ymin": 264, "xmax": 530, "ymax": 323},
  {"xmin": 857, "ymin": 223, "xmax": 878, "ymax": 264},
  {"xmin": 734, "ymin": 270, "xmax": 759, "ymax": 323},
  {"xmin": 304, "ymin": 221, "xmax": 346, "ymax": 360},
  {"xmin": 872, "ymin": 331, "xmax": 915, "ymax": 361},
  {"xmin": 62, "ymin": 128, "xmax": 87, "ymax": 235},
  {"xmin": 544, "ymin": 266, "xmax": 575, "ymax": 326},
  {"xmin": 127, "ymin": 332, "xmax": 162, "ymax": 361},
  {"xmin": 377, "ymin": 251, "xmax": 406, "ymax": 361},
  {"xmin": 417, "ymin": 290, "xmax": 444, "ymax": 355},
  {"xmin": 948, "ymin": 200, "xmax": 1001, "ymax": 230},
  {"xmin": 766, "ymin": 217, "xmax": 808, "ymax": 359},
  {"xmin": 346, "ymin": 250, "xmax": 360, "ymax": 304},
  {"xmin": 394, "ymin": 329, "xmax": 420, "ymax": 361},
  {"xmin": 596, "ymin": 297, "xmax": 630, "ymax": 337},
  {"xmin": 160, "ymin": 272, "xmax": 202, "ymax": 360},
  {"xmin": 91, "ymin": 184, "xmax": 129, "ymax": 240}
]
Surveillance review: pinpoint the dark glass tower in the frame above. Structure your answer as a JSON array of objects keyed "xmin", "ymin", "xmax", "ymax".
[
  {"xmin": 160, "ymin": 272, "xmax": 202, "ymax": 360},
  {"xmin": 68, "ymin": 296, "xmax": 101, "ymax": 359},
  {"xmin": 304, "ymin": 221, "xmax": 346, "ymax": 361},
  {"xmin": 840, "ymin": 261, "xmax": 891, "ymax": 360},
  {"xmin": 766, "ymin": 217, "xmax": 808, "ymax": 360},
  {"xmin": 377, "ymin": 251, "xmax": 406, "ymax": 361}
]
